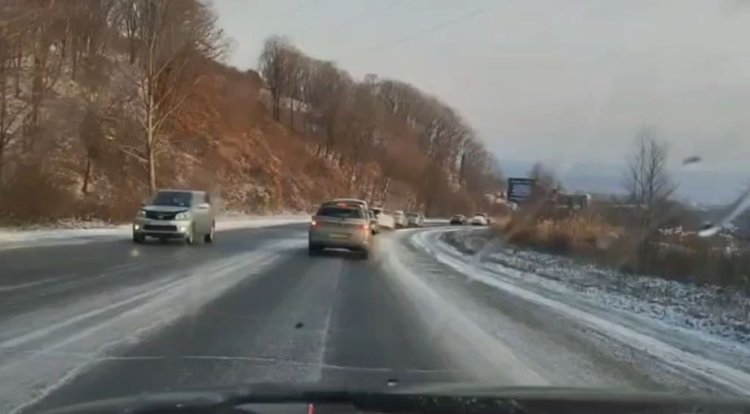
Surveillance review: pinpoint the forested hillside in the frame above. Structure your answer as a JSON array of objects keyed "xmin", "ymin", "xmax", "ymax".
[{"xmin": 0, "ymin": 0, "xmax": 502, "ymax": 224}]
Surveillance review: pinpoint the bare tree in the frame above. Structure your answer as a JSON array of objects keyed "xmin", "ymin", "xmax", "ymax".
[
  {"xmin": 0, "ymin": 23, "xmax": 24, "ymax": 184},
  {"xmin": 258, "ymin": 38, "xmax": 504, "ymax": 214},
  {"xmin": 258, "ymin": 36, "xmax": 292, "ymax": 121},
  {"xmin": 624, "ymin": 128, "xmax": 677, "ymax": 256},
  {"xmin": 116, "ymin": 0, "xmax": 224, "ymax": 194}
]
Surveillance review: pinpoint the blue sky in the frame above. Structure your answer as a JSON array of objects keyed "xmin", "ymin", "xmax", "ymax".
[{"xmin": 213, "ymin": 0, "xmax": 750, "ymax": 180}]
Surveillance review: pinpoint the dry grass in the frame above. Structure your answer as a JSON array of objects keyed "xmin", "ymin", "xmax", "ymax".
[
  {"xmin": 492, "ymin": 212, "xmax": 750, "ymax": 290},
  {"xmin": 496, "ymin": 213, "xmax": 623, "ymax": 255}
]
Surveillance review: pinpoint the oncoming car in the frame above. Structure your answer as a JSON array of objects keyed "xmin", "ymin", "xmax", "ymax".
[
  {"xmin": 309, "ymin": 201, "xmax": 373, "ymax": 258},
  {"xmin": 132, "ymin": 189, "xmax": 215, "ymax": 245},
  {"xmin": 475, "ymin": 212, "xmax": 492, "ymax": 225},
  {"xmin": 469, "ymin": 214, "xmax": 488, "ymax": 226},
  {"xmin": 392, "ymin": 210, "xmax": 408, "ymax": 228},
  {"xmin": 450, "ymin": 214, "xmax": 467, "ymax": 225},
  {"xmin": 406, "ymin": 212, "xmax": 424, "ymax": 227}
]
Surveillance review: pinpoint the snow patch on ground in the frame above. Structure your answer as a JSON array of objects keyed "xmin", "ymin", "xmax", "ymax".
[
  {"xmin": 0, "ymin": 215, "xmax": 309, "ymax": 251},
  {"xmin": 413, "ymin": 227, "xmax": 750, "ymax": 395}
]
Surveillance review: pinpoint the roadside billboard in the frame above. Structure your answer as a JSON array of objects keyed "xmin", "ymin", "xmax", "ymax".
[{"xmin": 507, "ymin": 177, "xmax": 537, "ymax": 203}]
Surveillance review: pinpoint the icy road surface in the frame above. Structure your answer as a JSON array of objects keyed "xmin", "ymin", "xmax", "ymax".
[
  {"xmin": 0, "ymin": 215, "xmax": 309, "ymax": 251},
  {"xmin": 0, "ymin": 223, "xmax": 747, "ymax": 413}
]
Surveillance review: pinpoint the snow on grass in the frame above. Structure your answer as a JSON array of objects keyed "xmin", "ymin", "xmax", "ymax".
[
  {"xmin": 441, "ymin": 229, "xmax": 750, "ymax": 346},
  {"xmin": 414, "ymin": 227, "xmax": 750, "ymax": 395},
  {"xmin": 0, "ymin": 215, "xmax": 309, "ymax": 251}
]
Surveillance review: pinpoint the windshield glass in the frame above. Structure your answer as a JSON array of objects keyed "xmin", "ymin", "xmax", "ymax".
[
  {"xmin": 152, "ymin": 191, "xmax": 193, "ymax": 207},
  {"xmin": 317, "ymin": 207, "xmax": 365, "ymax": 219},
  {"xmin": 2, "ymin": 1, "xmax": 749, "ymax": 412}
]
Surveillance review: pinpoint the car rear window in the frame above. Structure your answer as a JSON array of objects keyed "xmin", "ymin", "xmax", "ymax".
[{"xmin": 317, "ymin": 206, "xmax": 365, "ymax": 219}]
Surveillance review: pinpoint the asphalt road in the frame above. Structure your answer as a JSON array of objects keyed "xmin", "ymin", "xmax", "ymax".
[
  {"xmin": 1, "ymin": 222, "xmax": 747, "ymax": 413},
  {"xmin": 0, "ymin": 224, "xmax": 464, "ymax": 413}
]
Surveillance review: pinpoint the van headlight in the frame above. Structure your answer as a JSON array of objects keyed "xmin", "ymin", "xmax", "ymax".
[{"xmin": 175, "ymin": 211, "xmax": 190, "ymax": 220}]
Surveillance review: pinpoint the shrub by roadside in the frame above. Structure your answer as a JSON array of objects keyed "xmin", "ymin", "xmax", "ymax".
[{"xmin": 492, "ymin": 213, "xmax": 750, "ymax": 291}]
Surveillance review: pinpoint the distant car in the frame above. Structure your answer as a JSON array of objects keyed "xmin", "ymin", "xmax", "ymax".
[
  {"xmin": 309, "ymin": 201, "xmax": 372, "ymax": 259},
  {"xmin": 469, "ymin": 215, "xmax": 488, "ymax": 226},
  {"xmin": 474, "ymin": 212, "xmax": 492, "ymax": 225},
  {"xmin": 372, "ymin": 207, "xmax": 396, "ymax": 231},
  {"xmin": 392, "ymin": 210, "xmax": 408, "ymax": 228},
  {"xmin": 132, "ymin": 189, "xmax": 215, "ymax": 245},
  {"xmin": 405, "ymin": 212, "xmax": 424, "ymax": 227},
  {"xmin": 450, "ymin": 214, "xmax": 467, "ymax": 225},
  {"xmin": 368, "ymin": 209, "xmax": 380, "ymax": 234}
]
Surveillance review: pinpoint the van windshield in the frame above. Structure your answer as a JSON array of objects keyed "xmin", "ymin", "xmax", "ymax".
[{"xmin": 152, "ymin": 192, "xmax": 192, "ymax": 207}]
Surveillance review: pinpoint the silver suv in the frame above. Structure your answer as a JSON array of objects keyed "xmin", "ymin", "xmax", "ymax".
[
  {"xmin": 308, "ymin": 201, "xmax": 372, "ymax": 258},
  {"xmin": 132, "ymin": 190, "xmax": 215, "ymax": 245}
]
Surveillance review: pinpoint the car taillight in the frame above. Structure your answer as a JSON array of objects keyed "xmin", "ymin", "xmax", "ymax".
[{"xmin": 359, "ymin": 223, "xmax": 369, "ymax": 231}]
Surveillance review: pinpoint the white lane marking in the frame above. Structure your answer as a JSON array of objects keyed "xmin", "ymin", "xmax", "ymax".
[
  {"xmin": 0, "ymin": 274, "xmax": 183, "ymax": 349},
  {"xmin": 0, "ymin": 347, "xmax": 459, "ymax": 374},
  {"xmin": 0, "ymin": 255, "xmax": 188, "ymax": 306},
  {"xmin": 314, "ymin": 270, "xmax": 339, "ymax": 373},
  {"xmin": 0, "ymin": 244, "xmax": 251, "ymax": 344},
  {"xmin": 0, "ymin": 276, "xmax": 68, "ymax": 293},
  {"xmin": 7, "ymin": 357, "xmax": 91, "ymax": 414},
  {"xmin": 5, "ymin": 302, "xmax": 202, "ymax": 414}
]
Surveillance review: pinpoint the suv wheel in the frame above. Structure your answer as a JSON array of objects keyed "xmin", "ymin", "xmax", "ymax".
[
  {"xmin": 133, "ymin": 233, "xmax": 145, "ymax": 244},
  {"xmin": 185, "ymin": 226, "xmax": 195, "ymax": 245},
  {"xmin": 308, "ymin": 245, "xmax": 321, "ymax": 256},
  {"xmin": 204, "ymin": 223, "xmax": 215, "ymax": 244}
]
